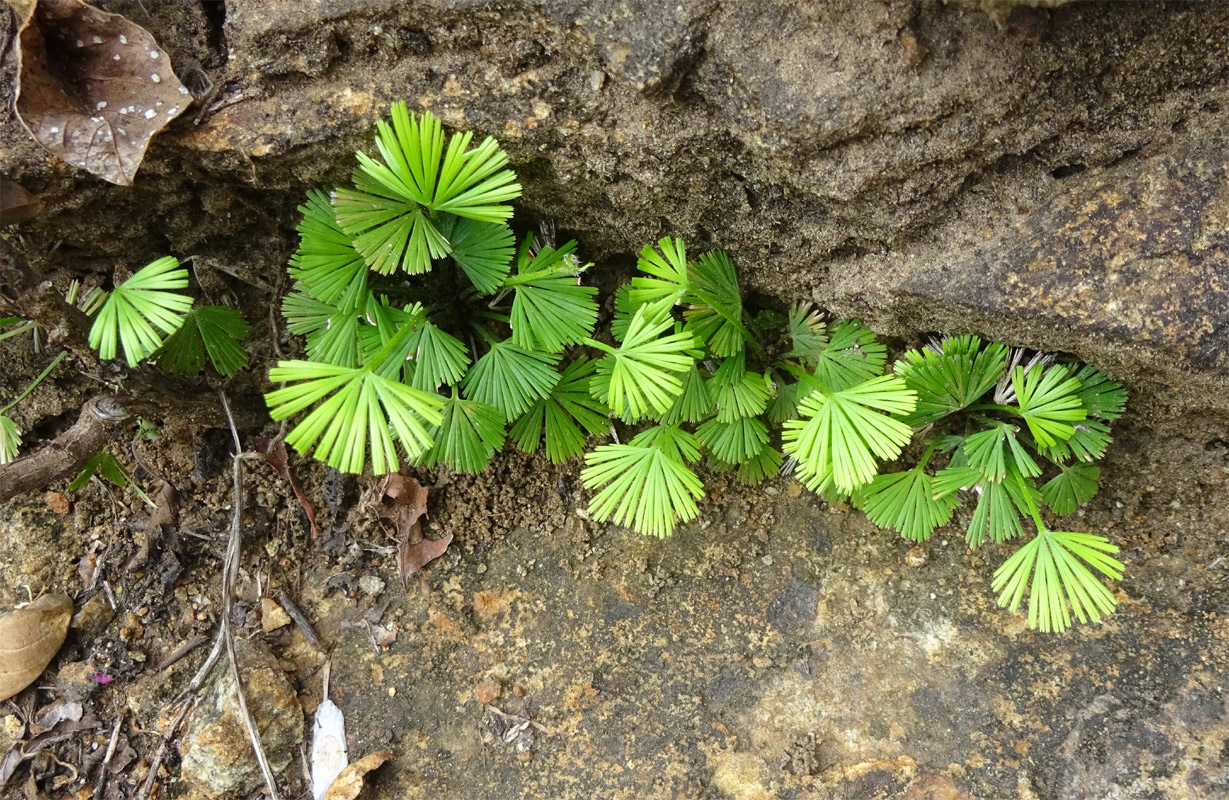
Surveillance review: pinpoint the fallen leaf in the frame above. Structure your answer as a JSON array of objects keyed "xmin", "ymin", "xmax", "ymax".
[
  {"xmin": 397, "ymin": 531, "xmax": 452, "ymax": 585},
  {"xmin": 0, "ymin": 179, "xmax": 44, "ymax": 225},
  {"xmin": 29, "ymin": 700, "xmax": 82, "ymax": 735},
  {"xmin": 14, "ymin": 0, "xmax": 191, "ymax": 186},
  {"xmin": 324, "ymin": 751, "xmax": 391, "ymax": 800},
  {"xmin": 256, "ymin": 438, "xmax": 320, "ymax": 541},
  {"xmin": 0, "ymin": 593, "xmax": 72, "ymax": 703}
]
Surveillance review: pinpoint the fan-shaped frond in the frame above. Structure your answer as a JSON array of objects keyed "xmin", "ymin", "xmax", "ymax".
[
  {"xmin": 782, "ymin": 375, "xmax": 917, "ymax": 494},
  {"xmin": 0, "ymin": 415, "xmax": 20, "ymax": 465},
  {"xmin": 509, "ymin": 358, "xmax": 610, "ymax": 463},
  {"xmin": 683, "ymin": 250, "xmax": 751, "ymax": 357},
  {"xmin": 440, "ymin": 215, "xmax": 515, "ymax": 295},
  {"xmin": 963, "ymin": 421, "xmax": 1041, "ymax": 483},
  {"xmin": 418, "ymin": 393, "xmax": 506, "ymax": 473},
  {"xmin": 660, "ymin": 363, "xmax": 716, "ymax": 425},
  {"xmin": 708, "ymin": 352, "xmax": 770, "ymax": 422},
  {"xmin": 505, "ymin": 237, "xmax": 599, "ymax": 353},
  {"xmin": 787, "ymin": 304, "xmax": 828, "ymax": 365},
  {"xmin": 461, "ymin": 338, "xmax": 561, "ymax": 418},
  {"xmin": 992, "ymin": 527, "xmax": 1123, "ymax": 633},
  {"xmin": 1011, "ymin": 364, "xmax": 1085, "ymax": 448},
  {"xmin": 89, "ymin": 257, "xmax": 194, "ymax": 367},
  {"xmin": 628, "ymin": 237, "xmax": 689, "ymax": 305},
  {"xmin": 854, "ymin": 462, "xmax": 959, "ymax": 543},
  {"xmin": 581, "ymin": 425, "xmax": 704, "ymax": 538},
  {"xmin": 1041, "ymin": 462, "xmax": 1100, "ymax": 516},
  {"xmin": 696, "ymin": 416, "xmax": 769, "ymax": 463},
  {"xmin": 810, "ymin": 320, "xmax": 888, "ymax": 393},
  {"xmin": 289, "ymin": 189, "xmax": 368, "ymax": 305},
  {"xmin": 894, "ymin": 336, "xmax": 1008, "ymax": 425},
  {"xmin": 156, "ymin": 305, "xmax": 250, "ymax": 377},
  {"xmin": 587, "ymin": 300, "xmax": 700, "ymax": 422}
]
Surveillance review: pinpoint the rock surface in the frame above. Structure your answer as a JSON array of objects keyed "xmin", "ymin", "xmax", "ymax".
[{"xmin": 178, "ymin": 638, "xmax": 304, "ymax": 798}]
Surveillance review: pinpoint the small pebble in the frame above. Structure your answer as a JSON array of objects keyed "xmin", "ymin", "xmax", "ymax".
[
  {"xmin": 475, "ymin": 677, "xmax": 502, "ymax": 705},
  {"xmin": 260, "ymin": 597, "xmax": 291, "ymax": 632},
  {"xmin": 359, "ymin": 575, "xmax": 386, "ymax": 596},
  {"xmin": 905, "ymin": 546, "xmax": 927, "ymax": 568}
]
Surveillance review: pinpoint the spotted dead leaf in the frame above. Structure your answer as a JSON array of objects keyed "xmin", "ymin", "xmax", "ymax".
[
  {"xmin": 14, "ymin": 0, "xmax": 191, "ymax": 185},
  {"xmin": 324, "ymin": 751, "xmax": 391, "ymax": 800},
  {"xmin": 0, "ymin": 593, "xmax": 72, "ymax": 703}
]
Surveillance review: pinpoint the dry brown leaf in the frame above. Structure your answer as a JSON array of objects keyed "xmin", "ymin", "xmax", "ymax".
[
  {"xmin": 0, "ymin": 593, "xmax": 72, "ymax": 702},
  {"xmin": 398, "ymin": 531, "xmax": 452, "ymax": 586},
  {"xmin": 0, "ymin": 179, "xmax": 45, "ymax": 225},
  {"xmin": 324, "ymin": 751, "xmax": 391, "ymax": 800},
  {"xmin": 256, "ymin": 437, "xmax": 320, "ymax": 541},
  {"xmin": 14, "ymin": 0, "xmax": 191, "ymax": 185}
]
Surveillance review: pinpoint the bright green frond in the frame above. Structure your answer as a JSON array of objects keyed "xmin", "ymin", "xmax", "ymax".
[
  {"xmin": 510, "ymin": 358, "xmax": 610, "ymax": 463},
  {"xmin": 1037, "ymin": 418, "xmax": 1113, "ymax": 463},
  {"xmin": 781, "ymin": 375, "xmax": 917, "ymax": 494},
  {"xmin": 1011, "ymin": 364, "xmax": 1086, "ymax": 448},
  {"xmin": 683, "ymin": 250, "xmax": 751, "ymax": 357},
  {"xmin": 266, "ymin": 354, "xmax": 445, "ymax": 474},
  {"xmin": 810, "ymin": 320, "xmax": 888, "ymax": 393},
  {"xmin": 696, "ymin": 416, "xmax": 769, "ymax": 463},
  {"xmin": 581, "ymin": 425, "xmax": 704, "ymax": 537},
  {"xmin": 629, "ymin": 237, "xmax": 689, "ymax": 305},
  {"xmin": 964, "ymin": 470, "xmax": 1038, "ymax": 547},
  {"xmin": 440, "ymin": 215, "xmax": 515, "ymax": 295},
  {"xmin": 855, "ymin": 463, "xmax": 958, "ymax": 543},
  {"xmin": 289, "ymin": 189, "xmax": 368, "ymax": 305},
  {"xmin": 1041, "ymin": 462, "xmax": 1100, "ymax": 516},
  {"xmin": 506, "ymin": 237, "xmax": 599, "ymax": 353},
  {"xmin": 419, "ymin": 394, "xmax": 506, "ymax": 473},
  {"xmin": 156, "ymin": 305, "xmax": 250, "ymax": 377},
  {"xmin": 587, "ymin": 300, "xmax": 700, "ymax": 422},
  {"xmin": 708, "ymin": 353, "xmax": 770, "ymax": 422},
  {"xmin": 0, "ymin": 415, "xmax": 20, "ymax": 465},
  {"xmin": 88, "ymin": 257, "xmax": 193, "ymax": 367},
  {"xmin": 461, "ymin": 338, "xmax": 561, "ymax": 418},
  {"xmin": 992, "ymin": 528, "xmax": 1123, "ymax": 633},
  {"xmin": 895, "ymin": 336, "xmax": 1008, "ymax": 425}
]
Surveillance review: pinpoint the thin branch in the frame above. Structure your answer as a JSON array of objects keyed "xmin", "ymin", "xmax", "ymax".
[{"xmin": 0, "ymin": 396, "xmax": 129, "ymax": 503}]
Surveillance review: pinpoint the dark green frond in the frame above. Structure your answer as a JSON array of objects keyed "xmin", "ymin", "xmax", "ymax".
[
  {"xmin": 854, "ymin": 463, "xmax": 959, "ymax": 543},
  {"xmin": 683, "ymin": 250, "xmax": 751, "ymax": 357},
  {"xmin": 509, "ymin": 358, "xmax": 610, "ymax": 463},
  {"xmin": 156, "ymin": 305, "xmax": 250, "ymax": 377},
  {"xmin": 408, "ymin": 320, "xmax": 469, "ymax": 391},
  {"xmin": 419, "ymin": 394, "xmax": 506, "ymax": 473},
  {"xmin": 461, "ymin": 338, "xmax": 561, "ymax": 418},
  {"xmin": 894, "ymin": 336, "xmax": 1008, "ymax": 425},
  {"xmin": 289, "ymin": 189, "xmax": 368, "ymax": 305},
  {"xmin": 1072, "ymin": 364, "xmax": 1127, "ymax": 420},
  {"xmin": 708, "ymin": 352, "xmax": 770, "ymax": 422},
  {"xmin": 505, "ymin": 237, "xmax": 599, "ymax": 353},
  {"xmin": 440, "ymin": 215, "xmax": 515, "ymax": 294},
  {"xmin": 1041, "ymin": 462, "xmax": 1100, "ymax": 516},
  {"xmin": 964, "ymin": 465, "xmax": 1039, "ymax": 547},
  {"xmin": 810, "ymin": 320, "xmax": 888, "ymax": 393},
  {"xmin": 660, "ymin": 364, "xmax": 716, "ymax": 425},
  {"xmin": 787, "ymin": 304, "xmax": 828, "ymax": 365},
  {"xmin": 696, "ymin": 416, "xmax": 769, "ymax": 463},
  {"xmin": 0, "ymin": 416, "xmax": 20, "ymax": 465}
]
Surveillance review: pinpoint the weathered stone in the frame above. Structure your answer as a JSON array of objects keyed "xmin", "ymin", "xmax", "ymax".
[{"xmin": 179, "ymin": 638, "xmax": 304, "ymax": 798}]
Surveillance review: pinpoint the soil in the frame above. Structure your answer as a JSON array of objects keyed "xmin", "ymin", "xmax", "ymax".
[{"xmin": 3, "ymin": 1, "xmax": 1229, "ymax": 799}]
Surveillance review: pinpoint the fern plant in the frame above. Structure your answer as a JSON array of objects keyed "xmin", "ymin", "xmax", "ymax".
[{"xmin": 272, "ymin": 102, "xmax": 1129, "ymax": 633}]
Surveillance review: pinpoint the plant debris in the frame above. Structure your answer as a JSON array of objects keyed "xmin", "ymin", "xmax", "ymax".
[
  {"xmin": 0, "ymin": 178, "xmax": 44, "ymax": 224},
  {"xmin": 255, "ymin": 437, "xmax": 320, "ymax": 541},
  {"xmin": 323, "ymin": 751, "xmax": 390, "ymax": 800},
  {"xmin": 362, "ymin": 474, "xmax": 451, "ymax": 584},
  {"xmin": 0, "ymin": 592, "xmax": 72, "ymax": 703},
  {"xmin": 13, "ymin": 0, "xmax": 191, "ymax": 185}
]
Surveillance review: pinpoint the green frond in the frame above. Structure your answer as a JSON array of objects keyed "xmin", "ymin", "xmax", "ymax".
[
  {"xmin": 713, "ymin": 444, "xmax": 784, "ymax": 485},
  {"xmin": 440, "ymin": 215, "xmax": 515, "ymax": 295},
  {"xmin": 696, "ymin": 415, "xmax": 769, "ymax": 463},
  {"xmin": 155, "ymin": 305, "xmax": 250, "ymax": 377},
  {"xmin": 787, "ymin": 304, "xmax": 828, "ymax": 365},
  {"xmin": 930, "ymin": 466, "xmax": 981, "ymax": 498},
  {"xmin": 509, "ymin": 358, "xmax": 610, "ymax": 463},
  {"xmin": 587, "ymin": 300, "xmax": 700, "ymax": 422},
  {"xmin": 611, "ymin": 284, "xmax": 638, "ymax": 342},
  {"xmin": 683, "ymin": 250, "xmax": 751, "ymax": 357},
  {"xmin": 0, "ymin": 415, "xmax": 20, "ymax": 465},
  {"xmin": 810, "ymin": 320, "xmax": 888, "ymax": 393},
  {"xmin": 266, "ymin": 335, "xmax": 446, "ymax": 474},
  {"xmin": 331, "ymin": 103, "xmax": 521, "ymax": 275},
  {"xmin": 992, "ymin": 528, "xmax": 1123, "ymax": 633},
  {"xmin": 581, "ymin": 425, "xmax": 704, "ymax": 538},
  {"xmin": 1041, "ymin": 462, "xmax": 1100, "ymax": 516},
  {"xmin": 88, "ymin": 257, "xmax": 194, "ymax": 367},
  {"xmin": 418, "ymin": 394, "xmax": 506, "ymax": 473},
  {"xmin": 358, "ymin": 299, "xmax": 423, "ymax": 372},
  {"xmin": 629, "ymin": 237, "xmax": 689, "ymax": 305},
  {"xmin": 963, "ymin": 421, "xmax": 1041, "ymax": 483},
  {"xmin": 1011, "ymin": 364, "xmax": 1086, "ymax": 448},
  {"xmin": 708, "ymin": 353, "xmax": 770, "ymax": 422},
  {"xmin": 505, "ymin": 236, "xmax": 599, "ymax": 353},
  {"xmin": 660, "ymin": 364, "xmax": 716, "ymax": 425},
  {"xmin": 854, "ymin": 463, "xmax": 959, "ymax": 543},
  {"xmin": 782, "ymin": 375, "xmax": 917, "ymax": 494},
  {"xmin": 964, "ymin": 465, "xmax": 1039, "ymax": 547},
  {"xmin": 1036, "ymin": 419, "xmax": 1113, "ymax": 463},
  {"xmin": 461, "ymin": 338, "xmax": 561, "ymax": 418},
  {"xmin": 895, "ymin": 336, "xmax": 1008, "ymax": 425},
  {"xmin": 289, "ymin": 189, "xmax": 368, "ymax": 305},
  {"xmin": 1072, "ymin": 364, "xmax": 1128, "ymax": 420},
  {"xmin": 407, "ymin": 320, "xmax": 469, "ymax": 391}
]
